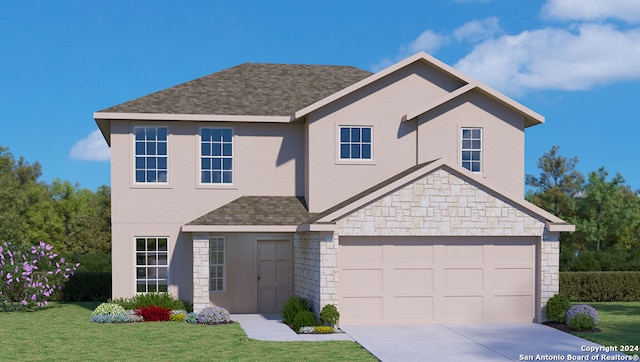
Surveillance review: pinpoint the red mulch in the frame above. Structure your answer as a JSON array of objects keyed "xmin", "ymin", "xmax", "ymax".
[{"xmin": 543, "ymin": 321, "xmax": 602, "ymax": 333}]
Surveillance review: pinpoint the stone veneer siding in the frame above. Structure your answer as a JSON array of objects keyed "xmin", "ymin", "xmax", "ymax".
[
  {"xmin": 293, "ymin": 232, "xmax": 338, "ymax": 313},
  {"xmin": 192, "ymin": 234, "xmax": 210, "ymax": 312},
  {"xmin": 312, "ymin": 168, "xmax": 559, "ymax": 321}
]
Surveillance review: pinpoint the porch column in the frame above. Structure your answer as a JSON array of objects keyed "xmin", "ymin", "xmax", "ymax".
[{"xmin": 192, "ymin": 234, "xmax": 210, "ymax": 312}]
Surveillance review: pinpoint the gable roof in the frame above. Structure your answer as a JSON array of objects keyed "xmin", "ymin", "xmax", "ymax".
[
  {"xmin": 182, "ymin": 160, "xmax": 573, "ymax": 233},
  {"xmin": 99, "ymin": 63, "xmax": 372, "ymax": 117},
  {"xmin": 293, "ymin": 52, "xmax": 544, "ymax": 128}
]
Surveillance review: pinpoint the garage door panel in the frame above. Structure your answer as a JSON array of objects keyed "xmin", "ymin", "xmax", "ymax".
[
  {"xmin": 493, "ymin": 295, "xmax": 534, "ymax": 321},
  {"xmin": 341, "ymin": 240, "xmax": 382, "ymax": 263},
  {"xmin": 444, "ymin": 244, "xmax": 483, "ymax": 263},
  {"xmin": 390, "ymin": 297, "xmax": 434, "ymax": 321},
  {"xmin": 493, "ymin": 268, "xmax": 533, "ymax": 292},
  {"xmin": 445, "ymin": 296, "xmax": 483, "ymax": 321},
  {"xmin": 391, "ymin": 268, "xmax": 434, "ymax": 293},
  {"xmin": 341, "ymin": 269, "xmax": 383, "ymax": 293},
  {"xmin": 388, "ymin": 243, "xmax": 434, "ymax": 264},
  {"xmin": 444, "ymin": 268, "xmax": 483, "ymax": 291},
  {"xmin": 341, "ymin": 297, "xmax": 383, "ymax": 322},
  {"xmin": 491, "ymin": 245, "xmax": 534, "ymax": 264}
]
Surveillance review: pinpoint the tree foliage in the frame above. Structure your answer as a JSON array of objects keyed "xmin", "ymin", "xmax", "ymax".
[
  {"xmin": 527, "ymin": 146, "xmax": 640, "ymax": 270},
  {"xmin": 0, "ymin": 146, "xmax": 111, "ymax": 262}
]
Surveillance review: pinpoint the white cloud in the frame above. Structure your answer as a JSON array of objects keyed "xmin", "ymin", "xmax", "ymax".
[
  {"xmin": 454, "ymin": 23, "xmax": 640, "ymax": 95},
  {"xmin": 372, "ymin": 30, "xmax": 449, "ymax": 71},
  {"xmin": 69, "ymin": 129, "xmax": 110, "ymax": 161},
  {"xmin": 453, "ymin": 17, "xmax": 502, "ymax": 42},
  {"xmin": 542, "ymin": 0, "xmax": 640, "ymax": 23},
  {"xmin": 404, "ymin": 30, "xmax": 449, "ymax": 54}
]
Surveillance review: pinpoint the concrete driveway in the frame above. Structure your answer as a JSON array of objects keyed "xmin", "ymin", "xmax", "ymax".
[{"xmin": 341, "ymin": 323, "xmax": 633, "ymax": 362}]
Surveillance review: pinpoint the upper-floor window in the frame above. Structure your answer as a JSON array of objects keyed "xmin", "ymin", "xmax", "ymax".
[
  {"xmin": 340, "ymin": 126, "xmax": 372, "ymax": 160},
  {"xmin": 200, "ymin": 128, "xmax": 233, "ymax": 184},
  {"xmin": 461, "ymin": 128, "xmax": 482, "ymax": 173},
  {"xmin": 135, "ymin": 127, "xmax": 168, "ymax": 183}
]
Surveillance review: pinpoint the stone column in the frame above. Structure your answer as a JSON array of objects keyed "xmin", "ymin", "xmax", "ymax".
[{"xmin": 192, "ymin": 234, "xmax": 210, "ymax": 313}]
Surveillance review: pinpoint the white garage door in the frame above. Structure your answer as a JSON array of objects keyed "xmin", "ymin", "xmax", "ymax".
[{"xmin": 339, "ymin": 236, "xmax": 536, "ymax": 324}]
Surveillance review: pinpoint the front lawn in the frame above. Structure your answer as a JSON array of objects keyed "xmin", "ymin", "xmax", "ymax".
[
  {"xmin": 572, "ymin": 302, "xmax": 640, "ymax": 354},
  {"xmin": 0, "ymin": 302, "xmax": 376, "ymax": 361}
]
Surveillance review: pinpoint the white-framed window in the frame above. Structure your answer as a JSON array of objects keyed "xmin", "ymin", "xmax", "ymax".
[
  {"xmin": 461, "ymin": 128, "xmax": 482, "ymax": 173},
  {"xmin": 135, "ymin": 237, "xmax": 169, "ymax": 293},
  {"xmin": 134, "ymin": 126, "xmax": 168, "ymax": 183},
  {"xmin": 339, "ymin": 126, "xmax": 372, "ymax": 160},
  {"xmin": 200, "ymin": 128, "xmax": 233, "ymax": 184},
  {"xmin": 209, "ymin": 236, "xmax": 225, "ymax": 292}
]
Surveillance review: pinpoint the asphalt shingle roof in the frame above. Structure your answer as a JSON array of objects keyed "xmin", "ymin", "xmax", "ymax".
[
  {"xmin": 186, "ymin": 161, "xmax": 438, "ymax": 227},
  {"xmin": 187, "ymin": 196, "xmax": 310, "ymax": 226},
  {"xmin": 100, "ymin": 63, "xmax": 372, "ymax": 116}
]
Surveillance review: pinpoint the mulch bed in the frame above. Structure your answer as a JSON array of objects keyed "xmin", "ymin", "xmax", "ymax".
[{"xmin": 543, "ymin": 321, "xmax": 601, "ymax": 333}]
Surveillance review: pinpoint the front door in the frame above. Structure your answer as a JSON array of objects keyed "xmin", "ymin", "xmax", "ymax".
[{"xmin": 257, "ymin": 240, "xmax": 293, "ymax": 313}]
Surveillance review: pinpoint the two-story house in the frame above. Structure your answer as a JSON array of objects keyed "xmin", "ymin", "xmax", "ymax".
[{"xmin": 95, "ymin": 52, "xmax": 573, "ymax": 325}]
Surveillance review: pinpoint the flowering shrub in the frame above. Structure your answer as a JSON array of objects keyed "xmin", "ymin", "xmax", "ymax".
[
  {"xmin": 126, "ymin": 309, "xmax": 144, "ymax": 322},
  {"xmin": 90, "ymin": 303, "xmax": 142, "ymax": 323},
  {"xmin": 314, "ymin": 326, "xmax": 335, "ymax": 334},
  {"xmin": 298, "ymin": 326, "xmax": 335, "ymax": 334},
  {"xmin": 92, "ymin": 303, "xmax": 126, "ymax": 316},
  {"xmin": 298, "ymin": 326, "xmax": 315, "ymax": 334},
  {"xmin": 136, "ymin": 305, "xmax": 171, "ymax": 322},
  {"xmin": 0, "ymin": 241, "xmax": 78, "ymax": 311},
  {"xmin": 566, "ymin": 304, "xmax": 599, "ymax": 331},
  {"xmin": 184, "ymin": 312, "xmax": 199, "ymax": 324},
  {"xmin": 196, "ymin": 306, "xmax": 232, "ymax": 324},
  {"xmin": 170, "ymin": 310, "xmax": 187, "ymax": 321}
]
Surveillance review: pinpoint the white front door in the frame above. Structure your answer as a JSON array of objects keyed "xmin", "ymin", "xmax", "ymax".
[{"xmin": 257, "ymin": 240, "xmax": 293, "ymax": 313}]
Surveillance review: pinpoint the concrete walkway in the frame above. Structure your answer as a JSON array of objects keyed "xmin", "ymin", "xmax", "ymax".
[
  {"xmin": 231, "ymin": 315, "xmax": 634, "ymax": 362},
  {"xmin": 231, "ymin": 313, "xmax": 353, "ymax": 342}
]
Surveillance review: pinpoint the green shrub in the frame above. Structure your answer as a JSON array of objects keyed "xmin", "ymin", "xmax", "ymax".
[
  {"xmin": 110, "ymin": 292, "xmax": 186, "ymax": 310},
  {"xmin": 60, "ymin": 272, "xmax": 111, "ymax": 302},
  {"xmin": 566, "ymin": 304, "xmax": 599, "ymax": 331},
  {"xmin": 292, "ymin": 310, "xmax": 317, "ymax": 331},
  {"xmin": 545, "ymin": 293, "xmax": 571, "ymax": 323},
  {"xmin": 73, "ymin": 253, "xmax": 111, "ymax": 272},
  {"xmin": 314, "ymin": 326, "xmax": 335, "ymax": 334},
  {"xmin": 560, "ymin": 272, "xmax": 640, "ymax": 302},
  {"xmin": 282, "ymin": 296, "xmax": 311, "ymax": 325},
  {"xmin": 567, "ymin": 313, "xmax": 596, "ymax": 331},
  {"xmin": 320, "ymin": 304, "xmax": 340, "ymax": 326}
]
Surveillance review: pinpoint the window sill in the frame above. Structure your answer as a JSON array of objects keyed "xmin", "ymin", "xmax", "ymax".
[
  {"xmin": 196, "ymin": 184, "xmax": 238, "ymax": 190},
  {"xmin": 130, "ymin": 183, "xmax": 173, "ymax": 189},
  {"xmin": 335, "ymin": 160, "xmax": 376, "ymax": 166}
]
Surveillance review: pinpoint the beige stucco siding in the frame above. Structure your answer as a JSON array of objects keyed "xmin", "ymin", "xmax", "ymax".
[
  {"xmin": 110, "ymin": 119, "xmax": 303, "ymax": 300},
  {"xmin": 305, "ymin": 62, "xmax": 465, "ymax": 213},
  {"xmin": 111, "ymin": 120, "xmax": 303, "ymax": 224},
  {"xmin": 417, "ymin": 91, "xmax": 526, "ymax": 197}
]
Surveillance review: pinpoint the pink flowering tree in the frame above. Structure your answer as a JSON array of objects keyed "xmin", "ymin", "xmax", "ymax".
[{"xmin": 0, "ymin": 241, "xmax": 78, "ymax": 312}]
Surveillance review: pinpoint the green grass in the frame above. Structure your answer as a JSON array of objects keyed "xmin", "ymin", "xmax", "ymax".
[
  {"xmin": 0, "ymin": 302, "xmax": 376, "ymax": 362},
  {"xmin": 572, "ymin": 302, "xmax": 640, "ymax": 354}
]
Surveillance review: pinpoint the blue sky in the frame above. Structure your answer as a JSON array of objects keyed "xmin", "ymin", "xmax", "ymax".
[{"xmin": 1, "ymin": 0, "xmax": 639, "ymax": 192}]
